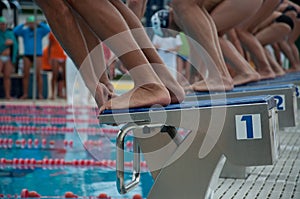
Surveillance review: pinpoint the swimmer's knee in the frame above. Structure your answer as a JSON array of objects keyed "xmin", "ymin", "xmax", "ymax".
[{"xmin": 275, "ymin": 14, "xmax": 294, "ymax": 30}]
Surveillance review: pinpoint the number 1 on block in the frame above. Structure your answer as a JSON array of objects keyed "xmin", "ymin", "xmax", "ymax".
[{"xmin": 235, "ymin": 114, "xmax": 262, "ymax": 140}]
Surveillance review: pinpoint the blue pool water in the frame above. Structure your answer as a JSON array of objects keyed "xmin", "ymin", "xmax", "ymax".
[{"xmin": 0, "ymin": 105, "xmax": 153, "ymax": 198}]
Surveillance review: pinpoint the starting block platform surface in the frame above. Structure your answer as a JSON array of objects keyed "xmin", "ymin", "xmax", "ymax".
[
  {"xmin": 244, "ymin": 74, "xmax": 300, "ymax": 107},
  {"xmin": 185, "ymin": 84, "xmax": 298, "ymax": 128},
  {"xmin": 99, "ymin": 95, "xmax": 278, "ymax": 199},
  {"xmin": 245, "ymin": 73, "xmax": 300, "ymax": 86}
]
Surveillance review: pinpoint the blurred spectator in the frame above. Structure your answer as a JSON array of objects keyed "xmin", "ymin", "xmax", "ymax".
[
  {"xmin": 13, "ymin": 15, "xmax": 50, "ymax": 99},
  {"xmin": 176, "ymin": 32, "xmax": 191, "ymax": 86},
  {"xmin": 0, "ymin": 16, "xmax": 17, "ymax": 99},
  {"xmin": 151, "ymin": 10, "xmax": 182, "ymax": 78},
  {"xmin": 47, "ymin": 32, "xmax": 67, "ymax": 99},
  {"xmin": 42, "ymin": 47, "xmax": 51, "ymax": 71}
]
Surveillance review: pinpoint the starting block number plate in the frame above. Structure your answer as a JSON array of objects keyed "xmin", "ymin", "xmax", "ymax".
[
  {"xmin": 235, "ymin": 114, "xmax": 262, "ymax": 140},
  {"xmin": 296, "ymin": 86, "xmax": 300, "ymax": 98},
  {"xmin": 273, "ymin": 95, "xmax": 286, "ymax": 111}
]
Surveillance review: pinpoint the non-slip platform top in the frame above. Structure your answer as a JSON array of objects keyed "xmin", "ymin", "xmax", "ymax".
[
  {"xmin": 101, "ymin": 95, "xmax": 276, "ymax": 115},
  {"xmin": 190, "ymin": 84, "xmax": 297, "ymax": 97},
  {"xmin": 244, "ymin": 74, "xmax": 300, "ymax": 86}
]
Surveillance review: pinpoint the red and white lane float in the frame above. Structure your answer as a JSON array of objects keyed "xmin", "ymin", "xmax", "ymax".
[
  {"xmin": 0, "ymin": 125, "xmax": 119, "ymax": 135},
  {"xmin": 0, "ymin": 138, "xmax": 74, "ymax": 149},
  {"xmin": 0, "ymin": 189, "xmax": 144, "ymax": 198},
  {"xmin": 0, "ymin": 158, "xmax": 148, "ymax": 170}
]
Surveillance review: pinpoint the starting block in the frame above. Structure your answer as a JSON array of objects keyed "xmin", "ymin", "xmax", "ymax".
[
  {"xmin": 98, "ymin": 95, "xmax": 278, "ymax": 199},
  {"xmin": 185, "ymin": 84, "xmax": 296, "ymax": 179},
  {"xmin": 246, "ymin": 73, "xmax": 300, "ymax": 88},
  {"xmin": 185, "ymin": 84, "xmax": 298, "ymax": 128},
  {"xmin": 245, "ymin": 74, "xmax": 300, "ymax": 108}
]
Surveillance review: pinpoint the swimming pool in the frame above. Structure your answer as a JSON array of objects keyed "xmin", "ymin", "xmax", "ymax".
[{"xmin": 0, "ymin": 104, "xmax": 153, "ymax": 198}]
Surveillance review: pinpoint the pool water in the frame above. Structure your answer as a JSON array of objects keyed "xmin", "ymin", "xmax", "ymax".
[{"xmin": 0, "ymin": 104, "xmax": 153, "ymax": 198}]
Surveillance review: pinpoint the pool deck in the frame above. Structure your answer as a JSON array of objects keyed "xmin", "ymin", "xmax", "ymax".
[{"xmin": 214, "ymin": 113, "xmax": 300, "ymax": 199}]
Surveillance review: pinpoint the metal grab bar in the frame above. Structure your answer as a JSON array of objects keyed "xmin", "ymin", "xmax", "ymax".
[
  {"xmin": 116, "ymin": 122, "xmax": 165, "ymax": 194},
  {"xmin": 116, "ymin": 123, "xmax": 142, "ymax": 194}
]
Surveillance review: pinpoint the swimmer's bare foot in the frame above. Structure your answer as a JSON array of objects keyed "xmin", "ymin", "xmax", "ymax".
[
  {"xmin": 268, "ymin": 58, "xmax": 286, "ymax": 77},
  {"xmin": 165, "ymin": 83, "xmax": 185, "ymax": 104},
  {"xmin": 286, "ymin": 67, "xmax": 300, "ymax": 73},
  {"xmin": 233, "ymin": 72, "xmax": 261, "ymax": 86},
  {"xmin": 99, "ymin": 83, "xmax": 171, "ymax": 113},
  {"xmin": 184, "ymin": 78, "xmax": 234, "ymax": 92},
  {"xmin": 151, "ymin": 65, "xmax": 185, "ymax": 104},
  {"xmin": 257, "ymin": 70, "xmax": 276, "ymax": 80},
  {"xmin": 256, "ymin": 64, "xmax": 276, "ymax": 80},
  {"xmin": 94, "ymin": 83, "xmax": 115, "ymax": 108},
  {"xmin": 273, "ymin": 67, "xmax": 286, "ymax": 77}
]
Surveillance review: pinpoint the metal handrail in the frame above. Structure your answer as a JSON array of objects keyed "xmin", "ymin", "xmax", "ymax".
[
  {"xmin": 116, "ymin": 122, "xmax": 165, "ymax": 194},
  {"xmin": 116, "ymin": 123, "xmax": 141, "ymax": 194}
]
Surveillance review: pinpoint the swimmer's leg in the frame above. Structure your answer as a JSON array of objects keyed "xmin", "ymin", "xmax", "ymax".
[
  {"xmin": 110, "ymin": 0, "xmax": 185, "ymax": 103},
  {"xmin": 235, "ymin": 28, "xmax": 276, "ymax": 80},
  {"xmin": 127, "ymin": 0, "xmax": 148, "ymax": 20},
  {"xmin": 65, "ymin": 0, "xmax": 171, "ymax": 111},
  {"xmin": 219, "ymin": 37, "xmax": 261, "ymax": 85},
  {"xmin": 35, "ymin": 0, "xmax": 113, "ymax": 107},
  {"xmin": 210, "ymin": 0, "xmax": 262, "ymax": 85},
  {"xmin": 172, "ymin": 0, "xmax": 233, "ymax": 91}
]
